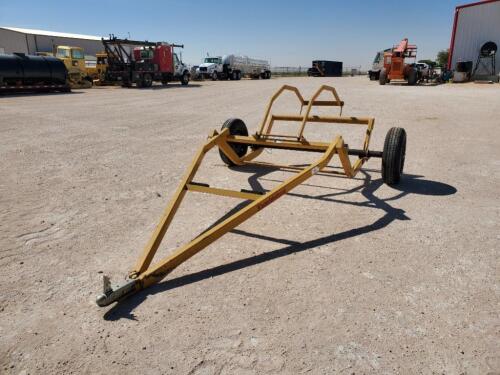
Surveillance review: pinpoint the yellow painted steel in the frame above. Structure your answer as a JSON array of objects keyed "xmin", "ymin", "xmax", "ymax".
[
  {"xmin": 98, "ymin": 84, "xmax": 381, "ymax": 305},
  {"xmin": 186, "ymin": 183, "xmax": 263, "ymax": 200}
]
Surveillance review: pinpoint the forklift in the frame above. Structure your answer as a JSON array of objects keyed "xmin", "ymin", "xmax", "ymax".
[{"xmin": 379, "ymin": 38, "xmax": 419, "ymax": 86}]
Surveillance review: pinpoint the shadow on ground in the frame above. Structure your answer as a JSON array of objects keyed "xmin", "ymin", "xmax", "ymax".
[
  {"xmin": 149, "ymin": 83, "xmax": 202, "ymax": 90},
  {"xmin": 0, "ymin": 91, "xmax": 83, "ymax": 98},
  {"xmin": 102, "ymin": 168, "xmax": 456, "ymax": 321}
]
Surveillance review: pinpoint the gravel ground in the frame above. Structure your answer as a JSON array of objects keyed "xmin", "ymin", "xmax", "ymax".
[{"xmin": 0, "ymin": 77, "xmax": 499, "ymax": 374}]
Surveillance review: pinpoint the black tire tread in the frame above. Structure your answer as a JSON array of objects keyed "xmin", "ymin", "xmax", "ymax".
[
  {"xmin": 382, "ymin": 127, "xmax": 406, "ymax": 185},
  {"xmin": 379, "ymin": 69, "xmax": 387, "ymax": 85},
  {"xmin": 219, "ymin": 118, "xmax": 248, "ymax": 166},
  {"xmin": 407, "ymin": 68, "xmax": 417, "ymax": 85}
]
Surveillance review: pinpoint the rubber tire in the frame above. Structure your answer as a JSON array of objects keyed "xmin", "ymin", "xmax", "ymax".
[
  {"xmin": 142, "ymin": 73, "xmax": 153, "ymax": 88},
  {"xmin": 136, "ymin": 77, "xmax": 144, "ymax": 88},
  {"xmin": 181, "ymin": 72, "xmax": 189, "ymax": 86},
  {"xmin": 379, "ymin": 69, "xmax": 387, "ymax": 85},
  {"xmin": 219, "ymin": 118, "xmax": 248, "ymax": 166},
  {"xmin": 236, "ymin": 71, "xmax": 241, "ymax": 80},
  {"xmin": 382, "ymin": 127, "xmax": 406, "ymax": 185},
  {"xmin": 211, "ymin": 71, "xmax": 218, "ymax": 81},
  {"xmin": 407, "ymin": 68, "xmax": 417, "ymax": 86}
]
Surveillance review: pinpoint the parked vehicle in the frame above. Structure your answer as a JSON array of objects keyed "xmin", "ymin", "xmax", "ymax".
[
  {"xmin": 307, "ymin": 60, "xmax": 343, "ymax": 77},
  {"xmin": 379, "ymin": 38, "xmax": 420, "ymax": 85},
  {"xmin": 0, "ymin": 52, "xmax": 70, "ymax": 93},
  {"xmin": 102, "ymin": 37, "xmax": 190, "ymax": 88},
  {"xmin": 195, "ymin": 54, "xmax": 271, "ymax": 80},
  {"xmin": 368, "ymin": 49, "xmax": 390, "ymax": 80},
  {"xmin": 37, "ymin": 46, "xmax": 92, "ymax": 88},
  {"xmin": 196, "ymin": 56, "xmax": 222, "ymax": 80},
  {"xmin": 85, "ymin": 52, "xmax": 111, "ymax": 85}
]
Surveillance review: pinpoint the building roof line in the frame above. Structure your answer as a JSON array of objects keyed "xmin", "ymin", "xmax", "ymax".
[
  {"xmin": 0, "ymin": 26, "xmax": 102, "ymax": 41},
  {"xmin": 455, "ymin": 0, "xmax": 500, "ymax": 10}
]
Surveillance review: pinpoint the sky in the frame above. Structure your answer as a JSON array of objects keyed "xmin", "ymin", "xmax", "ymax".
[{"xmin": 0, "ymin": 0, "xmax": 463, "ymax": 69}]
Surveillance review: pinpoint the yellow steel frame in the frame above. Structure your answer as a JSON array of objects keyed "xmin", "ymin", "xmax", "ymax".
[{"xmin": 96, "ymin": 85, "xmax": 376, "ymax": 306}]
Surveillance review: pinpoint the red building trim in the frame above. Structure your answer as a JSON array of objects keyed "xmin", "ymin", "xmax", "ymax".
[{"xmin": 447, "ymin": 0, "xmax": 500, "ymax": 69}]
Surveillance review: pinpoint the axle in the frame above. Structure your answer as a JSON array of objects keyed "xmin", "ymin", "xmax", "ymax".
[{"xmin": 227, "ymin": 137, "xmax": 382, "ymax": 157}]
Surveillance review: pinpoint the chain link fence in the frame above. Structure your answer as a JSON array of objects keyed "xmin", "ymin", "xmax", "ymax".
[
  {"xmin": 271, "ymin": 66, "xmax": 366, "ymax": 77},
  {"xmin": 271, "ymin": 67, "xmax": 309, "ymax": 76}
]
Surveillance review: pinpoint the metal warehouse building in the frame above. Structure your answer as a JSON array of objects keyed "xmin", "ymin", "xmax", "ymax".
[
  {"xmin": 448, "ymin": 0, "xmax": 500, "ymax": 77},
  {"xmin": 0, "ymin": 26, "xmax": 103, "ymax": 56}
]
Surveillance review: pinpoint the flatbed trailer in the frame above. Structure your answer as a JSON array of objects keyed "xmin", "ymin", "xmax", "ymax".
[{"xmin": 96, "ymin": 84, "xmax": 407, "ymax": 306}]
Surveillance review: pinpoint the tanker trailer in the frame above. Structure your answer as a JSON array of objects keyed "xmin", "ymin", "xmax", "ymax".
[
  {"xmin": 0, "ymin": 53, "xmax": 71, "ymax": 94},
  {"xmin": 221, "ymin": 54, "xmax": 271, "ymax": 80}
]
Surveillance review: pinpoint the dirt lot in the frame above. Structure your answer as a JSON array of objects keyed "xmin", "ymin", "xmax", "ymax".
[{"xmin": 0, "ymin": 77, "xmax": 499, "ymax": 374}]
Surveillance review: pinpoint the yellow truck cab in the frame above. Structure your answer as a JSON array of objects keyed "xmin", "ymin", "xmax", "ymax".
[
  {"xmin": 56, "ymin": 46, "xmax": 84, "ymax": 72},
  {"xmin": 55, "ymin": 46, "xmax": 91, "ymax": 87},
  {"xmin": 85, "ymin": 52, "xmax": 109, "ymax": 84}
]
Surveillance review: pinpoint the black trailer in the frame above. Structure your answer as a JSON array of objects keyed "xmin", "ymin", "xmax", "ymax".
[
  {"xmin": 0, "ymin": 53, "xmax": 71, "ymax": 94},
  {"xmin": 307, "ymin": 60, "xmax": 343, "ymax": 77}
]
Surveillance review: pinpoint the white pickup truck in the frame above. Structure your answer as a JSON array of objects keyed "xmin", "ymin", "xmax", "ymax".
[{"xmin": 196, "ymin": 55, "xmax": 271, "ymax": 80}]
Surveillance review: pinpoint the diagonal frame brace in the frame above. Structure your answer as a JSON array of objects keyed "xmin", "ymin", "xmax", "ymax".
[{"xmin": 127, "ymin": 131, "xmax": 344, "ymax": 293}]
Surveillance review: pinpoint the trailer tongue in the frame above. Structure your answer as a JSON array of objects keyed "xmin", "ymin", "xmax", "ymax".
[{"xmin": 96, "ymin": 84, "xmax": 407, "ymax": 307}]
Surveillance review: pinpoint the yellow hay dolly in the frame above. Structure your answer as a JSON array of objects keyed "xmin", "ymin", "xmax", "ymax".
[{"xmin": 96, "ymin": 85, "xmax": 407, "ymax": 306}]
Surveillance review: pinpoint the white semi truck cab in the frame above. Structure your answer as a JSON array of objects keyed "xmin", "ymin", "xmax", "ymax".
[
  {"xmin": 196, "ymin": 57, "xmax": 223, "ymax": 80},
  {"xmin": 196, "ymin": 54, "xmax": 271, "ymax": 81}
]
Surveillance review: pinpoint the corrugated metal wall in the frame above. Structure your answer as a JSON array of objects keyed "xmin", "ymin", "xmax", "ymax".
[
  {"xmin": 0, "ymin": 29, "xmax": 104, "ymax": 56},
  {"xmin": 451, "ymin": 1, "xmax": 500, "ymax": 74},
  {"xmin": 0, "ymin": 29, "xmax": 29, "ymax": 54},
  {"xmin": 33, "ymin": 36, "xmax": 103, "ymax": 55}
]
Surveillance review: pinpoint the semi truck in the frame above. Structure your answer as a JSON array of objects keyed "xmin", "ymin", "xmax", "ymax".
[
  {"xmin": 102, "ymin": 37, "xmax": 190, "ymax": 88},
  {"xmin": 195, "ymin": 54, "xmax": 271, "ymax": 80}
]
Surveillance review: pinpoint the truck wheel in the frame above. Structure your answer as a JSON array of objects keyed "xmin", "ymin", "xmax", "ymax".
[
  {"xmin": 211, "ymin": 71, "xmax": 218, "ymax": 81},
  {"xmin": 231, "ymin": 71, "xmax": 237, "ymax": 80},
  {"xmin": 379, "ymin": 69, "xmax": 387, "ymax": 85},
  {"xmin": 236, "ymin": 71, "xmax": 242, "ymax": 80},
  {"xmin": 407, "ymin": 68, "xmax": 417, "ymax": 86},
  {"xmin": 142, "ymin": 73, "xmax": 153, "ymax": 88},
  {"xmin": 382, "ymin": 127, "xmax": 406, "ymax": 185},
  {"xmin": 181, "ymin": 72, "xmax": 189, "ymax": 86},
  {"xmin": 219, "ymin": 118, "xmax": 248, "ymax": 166},
  {"xmin": 267, "ymin": 71, "xmax": 271, "ymax": 79}
]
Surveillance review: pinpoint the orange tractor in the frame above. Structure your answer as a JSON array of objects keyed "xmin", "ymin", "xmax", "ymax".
[{"xmin": 379, "ymin": 38, "xmax": 419, "ymax": 85}]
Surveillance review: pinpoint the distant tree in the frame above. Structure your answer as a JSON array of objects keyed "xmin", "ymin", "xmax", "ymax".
[
  {"xmin": 436, "ymin": 49, "xmax": 450, "ymax": 67},
  {"xmin": 418, "ymin": 59, "xmax": 437, "ymax": 67}
]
